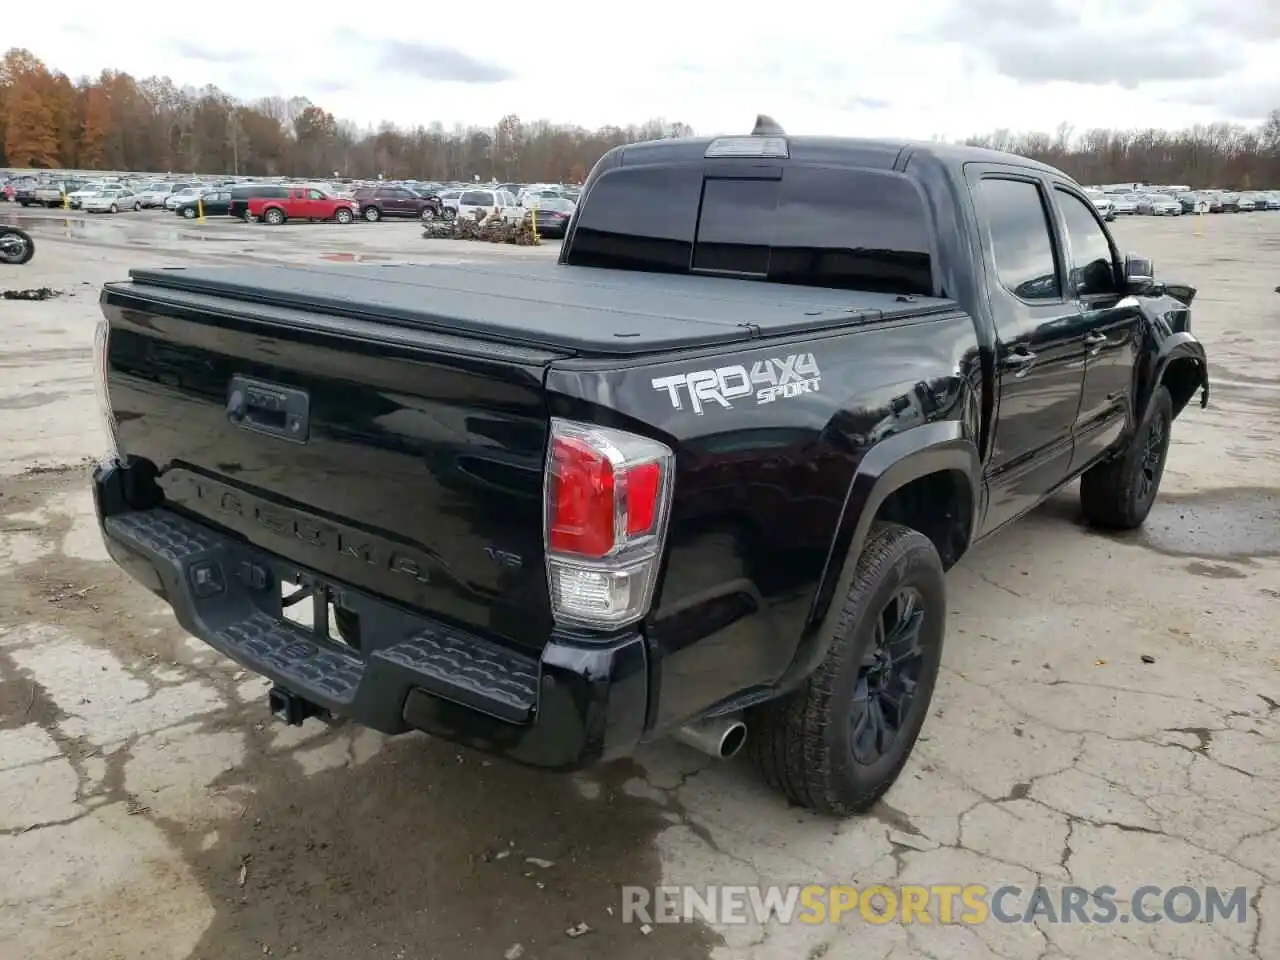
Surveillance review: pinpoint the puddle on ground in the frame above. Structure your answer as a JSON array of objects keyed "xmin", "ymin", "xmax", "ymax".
[
  {"xmin": 1185, "ymin": 560, "xmax": 1249, "ymax": 579},
  {"xmin": 317, "ymin": 252, "xmax": 393, "ymax": 263},
  {"xmin": 0, "ymin": 390, "xmax": 72, "ymax": 410},
  {"xmin": 1114, "ymin": 488, "xmax": 1280, "ymax": 559},
  {"xmin": 7, "ymin": 215, "xmax": 248, "ymax": 244}
]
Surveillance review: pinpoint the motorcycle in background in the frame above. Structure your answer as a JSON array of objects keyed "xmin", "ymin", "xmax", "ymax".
[{"xmin": 0, "ymin": 226, "xmax": 35, "ymax": 265}]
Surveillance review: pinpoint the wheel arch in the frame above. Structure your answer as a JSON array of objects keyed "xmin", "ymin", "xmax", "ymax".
[
  {"xmin": 777, "ymin": 421, "xmax": 980, "ymax": 690},
  {"xmin": 1153, "ymin": 337, "xmax": 1208, "ymax": 420}
]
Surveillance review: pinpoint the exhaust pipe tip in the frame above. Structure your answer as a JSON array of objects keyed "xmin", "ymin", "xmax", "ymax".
[
  {"xmin": 719, "ymin": 721, "xmax": 748, "ymax": 759},
  {"xmin": 673, "ymin": 713, "xmax": 747, "ymax": 760}
]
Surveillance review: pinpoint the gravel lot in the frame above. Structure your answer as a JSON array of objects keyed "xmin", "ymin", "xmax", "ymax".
[{"xmin": 1, "ymin": 207, "xmax": 1277, "ymax": 960}]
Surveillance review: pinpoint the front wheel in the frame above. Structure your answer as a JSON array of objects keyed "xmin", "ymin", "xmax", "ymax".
[
  {"xmin": 420, "ymin": 207, "xmax": 436, "ymax": 222},
  {"xmin": 133, "ymin": 201, "xmax": 142, "ymax": 211},
  {"xmin": 442, "ymin": 207, "xmax": 456, "ymax": 221},
  {"xmin": 335, "ymin": 207, "xmax": 354, "ymax": 224},
  {"xmin": 181, "ymin": 207, "xmax": 196, "ymax": 219},
  {"xmin": 109, "ymin": 204, "xmax": 118, "ymax": 214},
  {"xmin": 1079, "ymin": 385, "xmax": 1173, "ymax": 530},
  {"xmin": 363, "ymin": 206, "xmax": 381, "ymax": 222},
  {"xmin": 747, "ymin": 522, "xmax": 946, "ymax": 817},
  {"xmin": 0, "ymin": 229, "xmax": 36, "ymax": 265}
]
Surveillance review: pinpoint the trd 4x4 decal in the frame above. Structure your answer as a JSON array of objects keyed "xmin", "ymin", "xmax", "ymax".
[{"xmin": 651, "ymin": 353, "xmax": 822, "ymax": 415}]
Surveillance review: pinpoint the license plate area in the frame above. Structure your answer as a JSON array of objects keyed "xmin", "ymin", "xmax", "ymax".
[{"xmin": 279, "ymin": 571, "xmax": 358, "ymax": 653}]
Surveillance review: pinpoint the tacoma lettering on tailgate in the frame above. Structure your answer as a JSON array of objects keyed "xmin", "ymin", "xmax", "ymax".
[
  {"xmin": 161, "ymin": 472, "xmax": 434, "ymax": 585},
  {"xmin": 651, "ymin": 353, "xmax": 822, "ymax": 415}
]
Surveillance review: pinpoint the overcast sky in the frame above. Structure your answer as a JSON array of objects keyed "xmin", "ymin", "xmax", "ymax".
[{"xmin": 15, "ymin": 0, "xmax": 1280, "ymax": 138}]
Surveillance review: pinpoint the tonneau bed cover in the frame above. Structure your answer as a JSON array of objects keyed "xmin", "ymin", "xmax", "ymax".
[{"xmin": 118, "ymin": 261, "xmax": 958, "ymax": 358}]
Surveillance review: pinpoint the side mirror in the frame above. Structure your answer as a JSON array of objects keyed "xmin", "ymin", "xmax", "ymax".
[{"xmin": 1124, "ymin": 253, "xmax": 1162, "ymax": 295}]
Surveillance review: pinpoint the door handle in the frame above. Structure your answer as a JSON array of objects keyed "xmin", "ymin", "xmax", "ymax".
[
  {"xmin": 1083, "ymin": 332, "xmax": 1108, "ymax": 346},
  {"xmin": 1001, "ymin": 348, "xmax": 1037, "ymax": 379}
]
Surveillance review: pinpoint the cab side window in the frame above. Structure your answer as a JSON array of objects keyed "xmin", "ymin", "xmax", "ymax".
[
  {"xmin": 1055, "ymin": 189, "xmax": 1118, "ymax": 297},
  {"xmin": 976, "ymin": 178, "xmax": 1062, "ymax": 302}
]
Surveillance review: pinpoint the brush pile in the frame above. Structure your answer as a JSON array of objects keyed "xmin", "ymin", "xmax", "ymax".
[{"xmin": 423, "ymin": 209, "xmax": 540, "ymax": 245}]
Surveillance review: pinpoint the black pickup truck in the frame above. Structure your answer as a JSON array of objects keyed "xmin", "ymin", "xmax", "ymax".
[{"xmin": 91, "ymin": 123, "xmax": 1208, "ymax": 816}]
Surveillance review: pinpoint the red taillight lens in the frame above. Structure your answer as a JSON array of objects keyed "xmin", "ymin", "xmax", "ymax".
[
  {"xmin": 625, "ymin": 463, "xmax": 660, "ymax": 536},
  {"xmin": 548, "ymin": 435, "xmax": 616, "ymax": 557}
]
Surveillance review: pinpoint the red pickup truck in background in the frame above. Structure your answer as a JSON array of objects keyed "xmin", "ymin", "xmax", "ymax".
[{"xmin": 248, "ymin": 187, "xmax": 358, "ymax": 225}]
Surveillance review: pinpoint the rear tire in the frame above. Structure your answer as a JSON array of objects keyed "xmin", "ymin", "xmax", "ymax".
[
  {"xmin": 442, "ymin": 207, "xmax": 456, "ymax": 221},
  {"xmin": 1079, "ymin": 385, "xmax": 1173, "ymax": 530},
  {"xmin": 747, "ymin": 522, "xmax": 946, "ymax": 817},
  {"xmin": 182, "ymin": 207, "xmax": 196, "ymax": 219},
  {"xmin": 264, "ymin": 207, "xmax": 285, "ymax": 225}
]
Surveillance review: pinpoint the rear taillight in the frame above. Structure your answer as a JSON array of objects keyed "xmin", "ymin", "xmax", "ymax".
[
  {"xmin": 544, "ymin": 419, "xmax": 673, "ymax": 628},
  {"xmin": 93, "ymin": 314, "xmax": 119, "ymax": 461}
]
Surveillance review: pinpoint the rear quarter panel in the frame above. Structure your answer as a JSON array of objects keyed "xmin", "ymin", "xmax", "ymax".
[{"xmin": 545, "ymin": 313, "xmax": 982, "ymax": 732}]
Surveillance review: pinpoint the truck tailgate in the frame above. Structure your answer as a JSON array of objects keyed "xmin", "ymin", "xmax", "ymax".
[{"xmin": 101, "ymin": 281, "xmax": 568, "ymax": 652}]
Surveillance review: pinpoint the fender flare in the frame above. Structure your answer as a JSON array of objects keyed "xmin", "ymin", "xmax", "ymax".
[
  {"xmin": 775, "ymin": 421, "xmax": 981, "ymax": 691},
  {"xmin": 1143, "ymin": 333, "xmax": 1208, "ymax": 422}
]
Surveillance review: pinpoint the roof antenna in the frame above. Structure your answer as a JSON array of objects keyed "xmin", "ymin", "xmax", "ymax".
[{"xmin": 751, "ymin": 114, "xmax": 786, "ymax": 136}]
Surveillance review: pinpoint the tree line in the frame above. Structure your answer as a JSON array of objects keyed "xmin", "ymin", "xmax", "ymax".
[{"xmin": 3, "ymin": 48, "xmax": 1278, "ymax": 187}]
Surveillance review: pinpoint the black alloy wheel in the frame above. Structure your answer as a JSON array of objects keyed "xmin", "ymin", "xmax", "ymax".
[{"xmin": 850, "ymin": 587, "xmax": 925, "ymax": 765}]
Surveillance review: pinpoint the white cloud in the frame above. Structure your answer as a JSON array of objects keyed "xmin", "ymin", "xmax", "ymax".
[{"xmin": 11, "ymin": 0, "xmax": 1280, "ymax": 138}]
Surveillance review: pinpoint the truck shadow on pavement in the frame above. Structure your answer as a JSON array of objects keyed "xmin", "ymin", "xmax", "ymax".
[{"xmin": 182, "ymin": 723, "xmax": 722, "ymax": 960}]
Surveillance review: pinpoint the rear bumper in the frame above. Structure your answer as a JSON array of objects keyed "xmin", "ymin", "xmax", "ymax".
[{"xmin": 93, "ymin": 460, "xmax": 649, "ymax": 771}]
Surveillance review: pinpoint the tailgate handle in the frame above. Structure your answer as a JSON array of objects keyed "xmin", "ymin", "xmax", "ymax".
[{"xmin": 227, "ymin": 376, "xmax": 310, "ymax": 442}]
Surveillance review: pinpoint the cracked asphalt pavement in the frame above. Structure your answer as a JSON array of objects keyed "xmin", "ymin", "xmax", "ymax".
[{"xmin": 1, "ymin": 209, "xmax": 1277, "ymax": 960}]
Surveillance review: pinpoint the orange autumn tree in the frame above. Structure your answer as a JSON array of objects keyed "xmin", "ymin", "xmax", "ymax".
[
  {"xmin": 79, "ymin": 85, "xmax": 113, "ymax": 168},
  {"xmin": 1, "ymin": 48, "xmax": 61, "ymax": 168}
]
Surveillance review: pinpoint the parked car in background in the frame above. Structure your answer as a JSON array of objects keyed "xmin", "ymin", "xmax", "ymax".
[
  {"xmin": 1238, "ymin": 191, "xmax": 1268, "ymax": 212},
  {"xmin": 247, "ymin": 186, "xmax": 358, "ymax": 225},
  {"xmin": 34, "ymin": 180, "xmax": 86, "ymax": 206},
  {"xmin": 530, "ymin": 196, "xmax": 576, "ymax": 237},
  {"xmin": 228, "ymin": 184, "xmax": 282, "ymax": 220},
  {"xmin": 67, "ymin": 182, "xmax": 109, "ymax": 208},
  {"xmin": 1192, "ymin": 191, "xmax": 1223, "ymax": 213},
  {"xmin": 353, "ymin": 184, "xmax": 444, "ymax": 222},
  {"xmin": 1261, "ymin": 191, "xmax": 1280, "ymax": 210},
  {"xmin": 1137, "ymin": 194, "xmax": 1181, "ymax": 216},
  {"xmin": 1110, "ymin": 194, "xmax": 1139, "ymax": 215},
  {"xmin": 1084, "ymin": 191, "xmax": 1115, "ymax": 221},
  {"xmin": 82, "ymin": 187, "xmax": 140, "ymax": 213},
  {"xmin": 165, "ymin": 186, "xmax": 214, "ymax": 211},
  {"xmin": 175, "ymin": 189, "xmax": 231, "ymax": 218},
  {"xmin": 436, "ymin": 188, "xmax": 464, "ymax": 217},
  {"xmin": 456, "ymin": 188, "xmax": 520, "ymax": 223},
  {"xmin": 134, "ymin": 183, "xmax": 177, "ymax": 208},
  {"xmin": 13, "ymin": 181, "xmax": 39, "ymax": 206}
]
